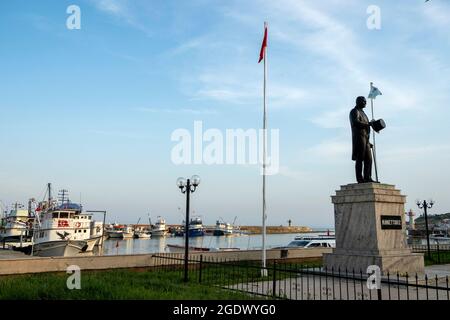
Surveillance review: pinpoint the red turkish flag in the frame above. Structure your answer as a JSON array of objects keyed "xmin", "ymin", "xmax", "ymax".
[{"xmin": 258, "ymin": 23, "xmax": 268, "ymax": 63}]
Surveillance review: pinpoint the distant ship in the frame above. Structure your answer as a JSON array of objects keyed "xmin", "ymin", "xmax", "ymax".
[
  {"xmin": 188, "ymin": 216, "xmax": 205, "ymax": 237},
  {"xmin": 213, "ymin": 220, "xmax": 234, "ymax": 236},
  {"xmin": 151, "ymin": 216, "xmax": 167, "ymax": 237},
  {"xmin": 107, "ymin": 224, "xmax": 133, "ymax": 239}
]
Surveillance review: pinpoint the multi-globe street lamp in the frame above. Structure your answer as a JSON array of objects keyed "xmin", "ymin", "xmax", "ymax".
[
  {"xmin": 176, "ymin": 175, "xmax": 201, "ymax": 282},
  {"xmin": 416, "ymin": 199, "xmax": 434, "ymax": 260}
]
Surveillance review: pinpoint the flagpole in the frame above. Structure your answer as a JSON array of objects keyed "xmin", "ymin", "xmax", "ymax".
[
  {"xmin": 370, "ymin": 82, "xmax": 379, "ymax": 182},
  {"xmin": 262, "ymin": 21, "xmax": 268, "ymax": 277}
]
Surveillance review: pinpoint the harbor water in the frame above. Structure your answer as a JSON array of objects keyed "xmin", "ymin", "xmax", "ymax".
[{"xmin": 100, "ymin": 232, "xmax": 328, "ymax": 256}]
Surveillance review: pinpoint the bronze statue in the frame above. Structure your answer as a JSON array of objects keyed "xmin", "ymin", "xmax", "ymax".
[{"xmin": 349, "ymin": 96, "xmax": 375, "ymax": 183}]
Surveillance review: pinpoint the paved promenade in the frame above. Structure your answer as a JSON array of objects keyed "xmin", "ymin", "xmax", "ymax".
[{"xmin": 228, "ymin": 264, "xmax": 450, "ymax": 300}]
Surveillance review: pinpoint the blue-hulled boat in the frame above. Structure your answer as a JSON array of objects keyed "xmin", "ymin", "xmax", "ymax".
[{"xmin": 188, "ymin": 217, "xmax": 205, "ymax": 237}]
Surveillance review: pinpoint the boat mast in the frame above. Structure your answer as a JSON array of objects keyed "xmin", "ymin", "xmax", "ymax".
[{"xmin": 47, "ymin": 183, "xmax": 52, "ymax": 204}]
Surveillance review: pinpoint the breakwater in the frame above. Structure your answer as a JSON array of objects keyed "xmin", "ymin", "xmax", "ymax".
[{"xmin": 239, "ymin": 225, "xmax": 313, "ymax": 234}]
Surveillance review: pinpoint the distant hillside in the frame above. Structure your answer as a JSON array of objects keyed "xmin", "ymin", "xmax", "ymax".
[{"xmin": 415, "ymin": 212, "xmax": 450, "ymax": 225}]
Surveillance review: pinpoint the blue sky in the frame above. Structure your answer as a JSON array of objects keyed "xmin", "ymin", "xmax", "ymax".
[{"xmin": 1, "ymin": 0, "xmax": 449, "ymax": 228}]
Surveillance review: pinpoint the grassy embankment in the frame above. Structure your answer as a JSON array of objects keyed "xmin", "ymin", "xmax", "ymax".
[
  {"xmin": 0, "ymin": 259, "xmax": 322, "ymax": 300},
  {"xmin": 0, "ymin": 269, "xmax": 255, "ymax": 300},
  {"xmin": 424, "ymin": 250, "xmax": 450, "ymax": 266}
]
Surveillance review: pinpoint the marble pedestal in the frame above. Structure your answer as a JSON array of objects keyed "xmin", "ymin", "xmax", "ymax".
[{"xmin": 323, "ymin": 183, "xmax": 424, "ymax": 275}]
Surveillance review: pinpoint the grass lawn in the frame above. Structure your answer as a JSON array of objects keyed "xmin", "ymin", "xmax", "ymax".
[
  {"xmin": 0, "ymin": 258, "xmax": 322, "ymax": 300},
  {"xmin": 0, "ymin": 268, "xmax": 258, "ymax": 300},
  {"xmin": 424, "ymin": 250, "xmax": 450, "ymax": 266}
]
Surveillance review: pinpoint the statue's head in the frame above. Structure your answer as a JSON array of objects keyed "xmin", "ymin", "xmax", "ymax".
[{"xmin": 356, "ymin": 96, "xmax": 366, "ymax": 109}]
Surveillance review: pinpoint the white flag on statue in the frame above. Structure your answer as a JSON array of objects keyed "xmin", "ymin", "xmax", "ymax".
[{"xmin": 368, "ymin": 85, "xmax": 382, "ymax": 99}]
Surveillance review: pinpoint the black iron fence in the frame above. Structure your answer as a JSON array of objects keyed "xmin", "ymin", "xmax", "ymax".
[{"xmin": 153, "ymin": 254, "xmax": 450, "ymax": 300}]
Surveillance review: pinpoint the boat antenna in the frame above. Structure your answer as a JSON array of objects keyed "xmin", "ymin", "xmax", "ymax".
[
  {"xmin": 58, "ymin": 189, "xmax": 69, "ymax": 206},
  {"xmin": 28, "ymin": 198, "xmax": 34, "ymax": 217}
]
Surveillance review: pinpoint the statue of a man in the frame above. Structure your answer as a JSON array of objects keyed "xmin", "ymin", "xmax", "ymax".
[{"xmin": 349, "ymin": 96, "xmax": 375, "ymax": 183}]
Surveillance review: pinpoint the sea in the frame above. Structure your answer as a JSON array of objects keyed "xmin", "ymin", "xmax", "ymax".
[{"xmin": 100, "ymin": 231, "xmax": 331, "ymax": 256}]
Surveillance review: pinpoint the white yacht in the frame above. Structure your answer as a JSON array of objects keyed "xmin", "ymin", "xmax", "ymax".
[
  {"xmin": 286, "ymin": 235, "xmax": 336, "ymax": 248},
  {"xmin": 151, "ymin": 216, "xmax": 167, "ymax": 237}
]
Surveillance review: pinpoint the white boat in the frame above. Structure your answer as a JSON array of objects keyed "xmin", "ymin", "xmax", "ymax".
[
  {"xmin": 285, "ymin": 235, "xmax": 336, "ymax": 248},
  {"xmin": 430, "ymin": 233, "xmax": 450, "ymax": 242},
  {"xmin": 134, "ymin": 230, "xmax": 151, "ymax": 239},
  {"xmin": 107, "ymin": 224, "xmax": 134, "ymax": 239},
  {"xmin": 151, "ymin": 216, "xmax": 167, "ymax": 237},
  {"xmin": 31, "ymin": 185, "xmax": 104, "ymax": 257},
  {"xmin": 90, "ymin": 221, "xmax": 107, "ymax": 246},
  {"xmin": 85, "ymin": 235, "xmax": 103, "ymax": 251},
  {"xmin": 33, "ymin": 239, "xmax": 88, "ymax": 257},
  {"xmin": 0, "ymin": 204, "xmax": 33, "ymax": 242},
  {"xmin": 213, "ymin": 220, "xmax": 235, "ymax": 236},
  {"xmin": 132, "ymin": 217, "xmax": 151, "ymax": 239}
]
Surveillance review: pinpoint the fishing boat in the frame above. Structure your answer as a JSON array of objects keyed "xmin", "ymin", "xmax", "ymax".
[
  {"xmin": 132, "ymin": 217, "xmax": 151, "ymax": 239},
  {"xmin": 188, "ymin": 216, "xmax": 205, "ymax": 237},
  {"xmin": 151, "ymin": 216, "xmax": 167, "ymax": 237},
  {"xmin": 134, "ymin": 230, "xmax": 151, "ymax": 239},
  {"xmin": 0, "ymin": 203, "xmax": 34, "ymax": 242},
  {"xmin": 107, "ymin": 224, "xmax": 133, "ymax": 239},
  {"xmin": 31, "ymin": 185, "xmax": 102, "ymax": 257},
  {"xmin": 213, "ymin": 218, "xmax": 239, "ymax": 236}
]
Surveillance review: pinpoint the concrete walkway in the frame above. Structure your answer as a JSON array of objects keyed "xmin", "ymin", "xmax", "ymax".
[
  {"xmin": 424, "ymin": 264, "xmax": 450, "ymax": 278},
  {"xmin": 0, "ymin": 250, "xmax": 33, "ymax": 260},
  {"xmin": 227, "ymin": 265, "xmax": 450, "ymax": 300}
]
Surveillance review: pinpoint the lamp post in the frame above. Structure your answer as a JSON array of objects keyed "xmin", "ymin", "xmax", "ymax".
[
  {"xmin": 416, "ymin": 199, "xmax": 434, "ymax": 260},
  {"xmin": 177, "ymin": 175, "xmax": 201, "ymax": 282}
]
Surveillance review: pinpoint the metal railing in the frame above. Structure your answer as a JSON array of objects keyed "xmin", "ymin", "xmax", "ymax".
[{"xmin": 153, "ymin": 254, "xmax": 450, "ymax": 300}]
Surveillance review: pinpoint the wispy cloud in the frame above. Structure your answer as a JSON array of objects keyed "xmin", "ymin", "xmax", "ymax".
[
  {"xmin": 422, "ymin": 1, "xmax": 450, "ymax": 29},
  {"xmin": 167, "ymin": 36, "xmax": 212, "ymax": 56},
  {"xmin": 90, "ymin": 0, "xmax": 152, "ymax": 36},
  {"xmin": 93, "ymin": 0, "xmax": 131, "ymax": 19},
  {"xmin": 268, "ymin": 0, "xmax": 367, "ymax": 84}
]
